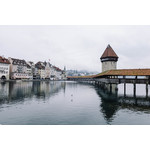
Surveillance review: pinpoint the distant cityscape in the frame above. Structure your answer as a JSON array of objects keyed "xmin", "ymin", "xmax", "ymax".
[
  {"xmin": 0, "ymin": 56, "xmax": 67, "ymax": 80},
  {"xmin": 0, "ymin": 55, "xmax": 97, "ymax": 81}
]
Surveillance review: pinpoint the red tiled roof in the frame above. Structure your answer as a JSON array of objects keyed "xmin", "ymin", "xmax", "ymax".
[
  {"xmin": 35, "ymin": 62, "xmax": 45, "ymax": 70},
  {"xmin": 96, "ymin": 69, "xmax": 150, "ymax": 77},
  {"xmin": 53, "ymin": 66, "xmax": 62, "ymax": 71},
  {"xmin": 100, "ymin": 44, "xmax": 118, "ymax": 59},
  {"xmin": 0, "ymin": 56, "xmax": 10, "ymax": 64}
]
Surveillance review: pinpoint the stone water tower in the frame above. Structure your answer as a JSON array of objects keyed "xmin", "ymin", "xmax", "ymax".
[{"xmin": 100, "ymin": 44, "xmax": 119, "ymax": 72}]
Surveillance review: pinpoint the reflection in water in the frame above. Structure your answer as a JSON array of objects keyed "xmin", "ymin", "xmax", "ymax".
[
  {"xmin": 94, "ymin": 85, "xmax": 119, "ymax": 124},
  {"xmin": 0, "ymin": 81, "xmax": 150, "ymax": 125},
  {"xmin": 94, "ymin": 84, "xmax": 150, "ymax": 124},
  {"xmin": 0, "ymin": 81, "xmax": 66, "ymax": 105}
]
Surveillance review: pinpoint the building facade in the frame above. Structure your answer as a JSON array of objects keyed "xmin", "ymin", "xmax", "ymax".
[
  {"xmin": 0, "ymin": 56, "xmax": 10, "ymax": 80},
  {"xmin": 27, "ymin": 61, "xmax": 36, "ymax": 79},
  {"xmin": 2, "ymin": 57, "xmax": 66, "ymax": 80},
  {"xmin": 100, "ymin": 45, "xmax": 119, "ymax": 72},
  {"xmin": 53, "ymin": 66, "xmax": 62, "ymax": 80},
  {"xmin": 8, "ymin": 57, "xmax": 29, "ymax": 79},
  {"xmin": 61, "ymin": 66, "xmax": 67, "ymax": 80},
  {"xmin": 26, "ymin": 64, "xmax": 33, "ymax": 79},
  {"xmin": 35, "ymin": 62, "xmax": 46, "ymax": 79},
  {"xmin": 44, "ymin": 62, "xmax": 51, "ymax": 79},
  {"xmin": 50, "ymin": 65, "xmax": 56, "ymax": 80}
]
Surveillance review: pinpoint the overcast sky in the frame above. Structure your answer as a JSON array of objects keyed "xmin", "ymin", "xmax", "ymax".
[{"xmin": 0, "ymin": 25, "xmax": 150, "ymax": 72}]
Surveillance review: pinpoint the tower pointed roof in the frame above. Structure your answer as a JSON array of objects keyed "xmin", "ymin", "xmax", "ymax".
[{"xmin": 100, "ymin": 44, "xmax": 118, "ymax": 59}]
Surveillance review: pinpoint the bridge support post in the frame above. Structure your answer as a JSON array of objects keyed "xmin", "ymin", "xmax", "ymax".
[
  {"xmin": 103, "ymin": 83, "xmax": 106, "ymax": 91},
  {"xmin": 146, "ymin": 82, "xmax": 148, "ymax": 98},
  {"xmin": 115, "ymin": 84, "xmax": 118, "ymax": 96},
  {"xmin": 100, "ymin": 82, "xmax": 102, "ymax": 88},
  {"xmin": 124, "ymin": 82, "xmax": 126, "ymax": 97},
  {"xmin": 110, "ymin": 84, "xmax": 112, "ymax": 94},
  {"xmin": 133, "ymin": 83, "xmax": 136, "ymax": 98}
]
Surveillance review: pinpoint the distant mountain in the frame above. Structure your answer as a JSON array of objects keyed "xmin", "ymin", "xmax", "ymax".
[{"xmin": 66, "ymin": 70, "xmax": 98, "ymax": 76}]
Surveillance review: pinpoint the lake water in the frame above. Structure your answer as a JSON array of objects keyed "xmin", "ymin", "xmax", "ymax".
[{"xmin": 0, "ymin": 81, "xmax": 150, "ymax": 125}]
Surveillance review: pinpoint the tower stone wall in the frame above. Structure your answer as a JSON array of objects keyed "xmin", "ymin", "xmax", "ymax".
[{"xmin": 102, "ymin": 61, "xmax": 117, "ymax": 72}]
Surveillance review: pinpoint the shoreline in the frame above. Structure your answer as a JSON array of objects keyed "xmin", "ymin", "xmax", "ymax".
[{"xmin": 0, "ymin": 79, "xmax": 68, "ymax": 83}]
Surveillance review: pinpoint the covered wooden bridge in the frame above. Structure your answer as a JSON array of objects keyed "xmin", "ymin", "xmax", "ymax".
[{"xmin": 67, "ymin": 69, "xmax": 150, "ymax": 97}]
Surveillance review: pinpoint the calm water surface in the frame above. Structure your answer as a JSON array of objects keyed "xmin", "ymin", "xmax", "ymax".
[{"xmin": 0, "ymin": 81, "xmax": 150, "ymax": 125}]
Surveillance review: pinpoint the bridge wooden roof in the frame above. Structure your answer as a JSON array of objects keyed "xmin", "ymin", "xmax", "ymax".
[
  {"xmin": 94, "ymin": 69, "xmax": 150, "ymax": 77},
  {"xmin": 100, "ymin": 44, "xmax": 118, "ymax": 59},
  {"xmin": 68, "ymin": 69, "xmax": 150, "ymax": 79}
]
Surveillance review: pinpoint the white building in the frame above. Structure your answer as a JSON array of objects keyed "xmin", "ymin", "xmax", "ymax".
[
  {"xmin": 50, "ymin": 65, "xmax": 56, "ymax": 80},
  {"xmin": 44, "ymin": 62, "xmax": 51, "ymax": 79},
  {"xmin": 35, "ymin": 62, "xmax": 46, "ymax": 79},
  {"xmin": 28, "ymin": 61, "xmax": 35, "ymax": 73},
  {"xmin": 53, "ymin": 66, "xmax": 62, "ymax": 80},
  {"xmin": 26, "ymin": 61, "xmax": 39, "ymax": 79},
  {"xmin": 0, "ymin": 56, "xmax": 10, "ymax": 80},
  {"xmin": 26, "ymin": 64, "xmax": 33, "ymax": 79},
  {"xmin": 100, "ymin": 44, "xmax": 119, "ymax": 72},
  {"xmin": 8, "ymin": 57, "xmax": 29, "ymax": 79},
  {"xmin": 49, "ymin": 65, "xmax": 65, "ymax": 80}
]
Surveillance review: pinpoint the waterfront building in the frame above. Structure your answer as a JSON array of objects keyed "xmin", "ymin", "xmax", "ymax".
[
  {"xmin": 27, "ymin": 61, "xmax": 36, "ymax": 79},
  {"xmin": 44, "ymin": 61, "xmax": 51, "ymax": 79},
  {"xmin": 0, "ymin": 56, "xmax": 10, "ymax": 80},
  {"xmin": 8, "ymin": 57, "xmax": 29, "ymax": 79},
  {"xmin": 35, "ymin": 62, "xmax": 46, "ymax": 79},
  {"xmin": 100, "ymin": 44, "xmax": 119, "ymax": 72},
  {"xmin": 6, "ymin": 56, "xmax": 66, "ymax": 80},
  {"xmin": 33, "ymin": 66, "xmax": 40, "ymax": 79},
  {"xmin": 53, "ymin": 66, "xmax": 62, "ymax": 80},
  {"xmin": 61, "ymin": 66, "xmax": 67, "ymax": 80},
  {"xmin": 26, "ymin": 64, "xmax": 33, "ymax": 79},
  {"xmin": 49, "ymin": 65, "xmax": 65, "ymax": 80},
  {"xmin": 50, "ymin": 65, "xmax": 56, "ymax": 80}
]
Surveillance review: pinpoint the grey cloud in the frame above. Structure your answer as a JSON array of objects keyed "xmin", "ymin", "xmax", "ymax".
[{"xmin": 0, "ymin": 25, "xmax": 150, "ymax": 72}]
